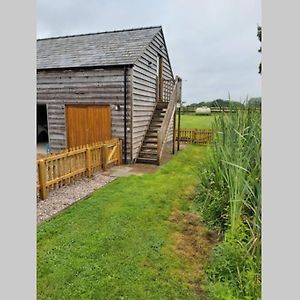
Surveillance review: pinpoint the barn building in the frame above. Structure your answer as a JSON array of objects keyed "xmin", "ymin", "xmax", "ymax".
[{"xmin": 37, "ymin": 26, "xmax": 181, "ymax": 164}]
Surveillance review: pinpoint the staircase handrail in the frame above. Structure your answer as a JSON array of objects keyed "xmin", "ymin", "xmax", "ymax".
[{"xmin": 157, "ymin": 76, "xmax": 182, "ymax": 164}]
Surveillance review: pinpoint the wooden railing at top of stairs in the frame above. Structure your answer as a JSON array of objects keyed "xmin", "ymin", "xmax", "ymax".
[{"xmin": 157, "ymin": 76, "xmax": 182, "ymax": 164}]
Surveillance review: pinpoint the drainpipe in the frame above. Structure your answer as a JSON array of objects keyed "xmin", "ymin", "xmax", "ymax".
[{"xmin": 124, "ymin": 66, "xmax": 127, "ymax": 164}]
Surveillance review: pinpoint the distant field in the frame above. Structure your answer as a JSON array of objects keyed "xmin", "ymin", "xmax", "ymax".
[{"xmin": 177, "ymin": 113, "xmax": 215, "ymax": 129}]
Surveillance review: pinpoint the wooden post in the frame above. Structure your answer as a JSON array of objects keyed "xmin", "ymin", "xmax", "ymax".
[
  {"xmin": 157, "ymin": 132, "xmax": 162, "ymax": 165},
  {"xmin": 172, "ymin": 109, "xmax": 176, "ymax": 154},
  {"xmin": 158, "ymin": 56, "xmax": 163, "ymax": 101},
  {"xmin": 102, "ymin": 144, "xmax": 108, "ymax": 170},
  {"xmin": 177, "ymin": 106, "xmax": 181, "ymax": 151},
  {"xmin": 155, "ymin": 76, "xmax": 159, "ymax": 102},
  {"xmin": 86, "ymin": 146, "xmax": 92, "ymax": 177},
  {"xmin": 38, "ymin": 159, "xmax": 47, "ymax": 200},
  {"xmin": 176, "ymin": 77, "xmax": 182, "ymax": 151},
  {"xmin": 118, "ymin": 139, "xmax": 123, "ymax": 165},
  {"xmin": 192, "ymin": 130, "xmax": 196, "ymax": 143}
]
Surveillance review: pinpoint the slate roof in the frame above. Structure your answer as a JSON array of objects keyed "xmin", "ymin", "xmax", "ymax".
[{"xmin": 37, "ymin": 26, "xmax": 162, "ymax": 70}]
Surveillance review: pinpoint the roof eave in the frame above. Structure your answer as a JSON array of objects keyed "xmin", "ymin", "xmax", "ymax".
[{"xmin": 37, "ymin": 63, "xmax": 134, "ymax": 71}]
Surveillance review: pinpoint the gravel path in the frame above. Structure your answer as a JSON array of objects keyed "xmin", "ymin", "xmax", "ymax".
[{"xmin": 37, "ymin": 172, "xmax": 116, "ymax": 224}]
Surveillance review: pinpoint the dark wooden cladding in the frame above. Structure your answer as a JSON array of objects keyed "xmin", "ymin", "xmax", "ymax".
[
  {"xmin": 37, "ymin": 67, "xmax": 132, "ymax": 154},
  {"xmin": 37, "ymin": 27, "xmax": 176, "ymax": 162},
  {"xmin": 131, "ymin": 30, "xmax": 174, "ymax": 159}
]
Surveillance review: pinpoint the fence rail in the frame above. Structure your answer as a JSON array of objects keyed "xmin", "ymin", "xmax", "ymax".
[
  {"xmin": 37, "ymin": 138, "xmax": 122, "ymax": 200},
  {"xmin": 176, "ymin": 128, "xmax": 214, "ymax": 144}
]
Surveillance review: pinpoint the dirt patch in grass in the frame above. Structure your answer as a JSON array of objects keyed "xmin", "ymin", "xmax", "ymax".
[{"xmin": 169, "ymin": 209, "xmax": 220, "ymax": 296}]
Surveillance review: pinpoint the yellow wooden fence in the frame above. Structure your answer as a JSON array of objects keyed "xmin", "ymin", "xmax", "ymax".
[
  {"xmin": 37, "ymin": 138, "xmax": 122, "ymax": 200},
  {"xmin": 176, "ymin": 128, "xmax": 214, "ymax": 144}
]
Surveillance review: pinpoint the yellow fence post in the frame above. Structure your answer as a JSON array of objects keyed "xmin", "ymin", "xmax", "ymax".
[
  {"xmin": 38, "ymin": 159, "xmax": 47, "ymax": 200},
  {"xmin": 102, "ymin": 144, "xmax": 108, "ymax": 170},
  {"xmin": 86, "ymin": 146, "xmax": 92, "ymax": 178},
  {"xmin": 36, "ymin": 139, "xmax": 123, "ymax": 198},
  {"xmin": 118, "ymin": 139, "xmax": 123, "ymax": 165}
]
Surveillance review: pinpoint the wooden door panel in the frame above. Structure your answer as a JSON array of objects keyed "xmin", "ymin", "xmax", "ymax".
[
  {"xmin": 87, "ymin": 106, "xmax": 111, "ymax": 143},
  {"xmin": 67, "ymin": 106, "xmax": 88, "ymax": 147},
  {"xmin": 67, "ymin": 105, "xmax": 111, "ymax": 147}
]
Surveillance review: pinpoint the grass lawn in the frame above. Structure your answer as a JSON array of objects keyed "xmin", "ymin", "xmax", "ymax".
[
  {"xmin": 37, "ymin": 145, "xmax": 210, "ymax": 299},
  {"xmin": 177, "ymin": 113, "xmax": 215, "ymax": 129}
]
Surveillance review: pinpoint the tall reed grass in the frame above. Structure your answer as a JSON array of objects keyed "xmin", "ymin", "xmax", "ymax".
[{"xmin": 196, "ymin": 106, "xmax": 261, "ymax": 299}]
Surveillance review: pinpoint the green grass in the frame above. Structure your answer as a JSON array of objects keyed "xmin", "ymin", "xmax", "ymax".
[
  {"xmin": 177, "ymin": 113, "xmax": 215, "ymax": 129},
  {"xmin": 38, "ymin": 145, "xmax": 207, "ymax": 300},
  {"xmin": 194, "ymin": 109, "xmax": 261, "ymax": 299}
]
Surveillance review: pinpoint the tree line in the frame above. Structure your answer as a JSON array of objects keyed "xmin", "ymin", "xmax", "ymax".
[{"xmin": 186, "ymin": 97, "xmax": 261, "ymax": 109}]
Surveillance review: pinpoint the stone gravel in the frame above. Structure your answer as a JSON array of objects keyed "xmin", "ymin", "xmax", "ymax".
[{"xmin": 37, "ymin": 172, "xmax": 116, "ymax": 224}]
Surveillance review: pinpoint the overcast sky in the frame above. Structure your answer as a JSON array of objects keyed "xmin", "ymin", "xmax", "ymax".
[{"xmin": 37, "ymin": 0, "xmax": 261, "ymax": 104}]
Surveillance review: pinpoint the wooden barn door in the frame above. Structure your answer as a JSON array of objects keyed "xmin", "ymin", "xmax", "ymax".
[
  {"xmin": 87, "ymin": 106, "xmax": 111, "ymax": 143},
  {"xmin": 66, "ymin": 105, "xmax": 111, "ymax": 147}
]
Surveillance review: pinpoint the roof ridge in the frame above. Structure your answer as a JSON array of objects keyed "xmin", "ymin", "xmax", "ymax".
[
  {"xmin": 37, "ymin": 26, "xmax": 162, "ymax": 41},
  {"xmin": 132, "ymin": 27, "xmax": 162, "ymax": 65}
]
